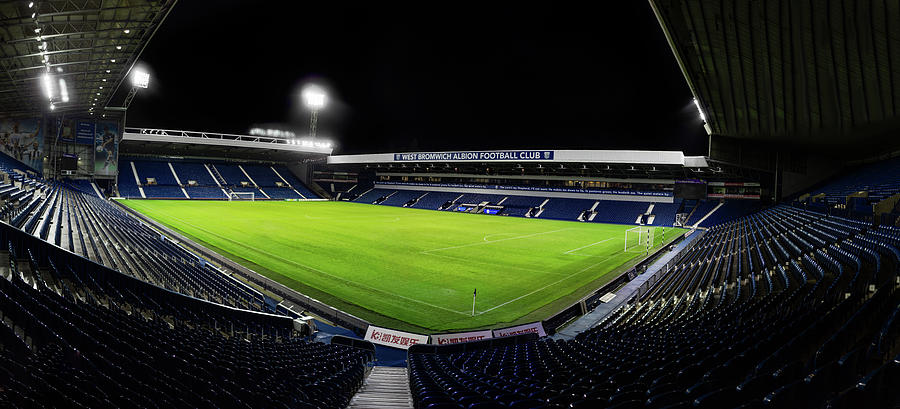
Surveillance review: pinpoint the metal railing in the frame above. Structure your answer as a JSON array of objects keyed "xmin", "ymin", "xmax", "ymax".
[
  {"xmin": 126, "ymin": 127, "xmax": 288, "ymax": 144},
  {"xmin": 123, "ymin": 127, "xmax": 334, "ymax": 153},
  {"xmin": 543, "ymin": 230, "xmax": 701, "ymax": 333}
]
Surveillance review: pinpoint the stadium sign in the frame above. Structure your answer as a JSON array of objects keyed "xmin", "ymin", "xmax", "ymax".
[
  {"xmin": 429, "ymin": 329, "xmax": 494, "ymax": 345},
  {"xmin": 364, "ymin": 325, "xmax": 429, "ymax": 350},
  {"xmin": 393, "ymin": 150, "xmax": 553, "ymax": 162},
  {"xmin": 492, "ymin": 321, "xmax": 547, "ymax": 338}
]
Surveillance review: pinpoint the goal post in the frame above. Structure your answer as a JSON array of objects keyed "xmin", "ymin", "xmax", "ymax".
[
  {"xmin": 229, "ymin": 191, "xmax": 255, "ymax": 201},
  {"xmin": 625, "ymin": 226, "xmax": 655, "ymax": 253}
]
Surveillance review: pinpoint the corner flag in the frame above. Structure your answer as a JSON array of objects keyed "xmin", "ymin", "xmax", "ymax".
[{"xmin": 472, "ymin": 288, "xmax": 477, "ymax": 316}]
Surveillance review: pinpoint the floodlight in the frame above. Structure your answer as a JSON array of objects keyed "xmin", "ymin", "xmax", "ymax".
[
  {"xmin": 41, "ymin": 73, "xmax": 53, "ymax": 99},
  {"xmin": 302, "ymin": 85, "xmax": 327, "ymax": 109},
  {"xmin": 58, "ymin": 78, "xmax": 69, "ymax": 102},
  {"xmin": 123, "ymin": 29, "xmax": 130, "ymax": 34},
  {"xmin": 693, "ymin": 98, "xmax": 706, "ymax": 123},
  {"xmin": 132, "ymin": 70, "xmax": 150, "ymax": 88},
  {"xmin": 28, "ymin": 2, "xmax": 33, "ymax": 8}
]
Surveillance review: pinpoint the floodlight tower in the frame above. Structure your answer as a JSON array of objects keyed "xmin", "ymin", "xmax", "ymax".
[
  {"xmin": 101, "ymin": 68, "xmax": 150, "ymax": 136},
  {"xmin": 123, "ymin": 69, "xmax": 150, "ymax": 109},
  {"xmin": 302, "ymin": 85, "xmax": 327, "ymax": 139}
]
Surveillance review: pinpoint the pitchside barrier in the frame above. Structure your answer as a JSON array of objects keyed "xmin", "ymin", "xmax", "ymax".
[
  {"xmin": 542, "ymin": 230, "xmax": 701, "ymax": 334},
  {"xmin": 114, "ymin": 200, "xmax": 372, "ymax": 335},
  {"xmin": 632, "ymin": 229, "xmax": 705, "ymax": 301}
]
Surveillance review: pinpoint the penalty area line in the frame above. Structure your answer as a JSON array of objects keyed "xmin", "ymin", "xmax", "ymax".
[
  {"xmin": 476, "ymin": 254, "xmax": 617, "ymax": 316},
  {"xmin": 563, "ymin": 238, "xmax": 614, "ymax": 255}
]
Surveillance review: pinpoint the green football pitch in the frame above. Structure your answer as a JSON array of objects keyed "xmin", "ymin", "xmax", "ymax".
[{"xmin": 121, "ymin": 200, "xmax": 683, "ymax": 332}]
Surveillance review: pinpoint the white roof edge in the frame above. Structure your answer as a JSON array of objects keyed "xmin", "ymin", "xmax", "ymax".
[{"xmin": 683, "ymin": 156, "xmax": 709, "ymax": 167}]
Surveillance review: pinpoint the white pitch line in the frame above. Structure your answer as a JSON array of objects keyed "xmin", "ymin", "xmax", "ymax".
[
  {"xmin": 565, "ymin": 253, "xmax": 622, "ymax": 259},
  {"xmin": 477, "ymin": 254, "xmax": 618, "ymax": 315},
  {"xmin": 153, "ymin": 212, "xmax": 472, "ymax": 316},
  {"xmin": 424, "ymin": 228, "xmax": 571, "ymax": 253},
  {"xmin": 563, "ymin": 238, "xmax": 614, "ymax": 255},
  {"xmin": 483, "ymin": 232, "xmax": 516, "ymax": 241},
  {"xmin": 420, "ymin": 251, "xmax": 569, "ymax": 276}
]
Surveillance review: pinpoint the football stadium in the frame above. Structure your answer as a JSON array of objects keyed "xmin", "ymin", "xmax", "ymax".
[{"xmin": 1, "ymin": 1, "xmax": 899, "ymax": 408}]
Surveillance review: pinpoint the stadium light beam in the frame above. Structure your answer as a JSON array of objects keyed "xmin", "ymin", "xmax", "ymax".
[
  {"xmin": 132, "ymin": 70, "xmax": 150, "ymax": 89},
  {"xmin": 302, "ymin": 84, "xmax": 327, "ymax": 140},
  {"xmin": 693, "ymin": 98, "xmax": 706, "ymax": 123},
  {"xmin": 41, "ymin": 73, "xmax": 53, "ymax": 99},
  {"xmin": 58, "ymin": 78, "xmax": 69, "ymax": 102},
  {"xmin": 302, "ymin": 85, "xmax": 327, "ymax": 110}
]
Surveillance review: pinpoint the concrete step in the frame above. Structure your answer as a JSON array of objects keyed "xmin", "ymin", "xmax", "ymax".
[{"xmin": 348, "ymin": 366, "xmax": 412, "ymax": 409}]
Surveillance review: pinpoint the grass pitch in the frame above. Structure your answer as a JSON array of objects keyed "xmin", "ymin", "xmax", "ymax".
[{"xmin": 121, "ymin": 200, "xmax": 683, "ymax": 332}]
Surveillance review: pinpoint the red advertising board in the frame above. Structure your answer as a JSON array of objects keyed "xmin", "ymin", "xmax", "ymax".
[
  {"xmin": 429, "ymin": 330, "xmax": 494, "ymax": 345},
  {"xmin": 364, "ymin": 325, "xmax": 429, "ymax": 350}
]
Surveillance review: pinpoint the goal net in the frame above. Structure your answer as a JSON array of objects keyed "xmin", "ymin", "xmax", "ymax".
[
  {"xmin": 229, "ymin": 191, "xmax": 255, "ymax": 201},
  {"xmin": 625, "ymin": 226, "xmax": 655, "ymax": 253}
]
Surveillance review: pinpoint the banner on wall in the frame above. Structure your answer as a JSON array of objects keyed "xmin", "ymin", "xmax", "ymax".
[
  {"xmin": 492, "ymin": 322, "xmax": 546, "ymax": 338},
  {"xmin": 0, "ymin": 118, "xmax": 43, "ymax": 171},
  {"xmin": 94, "ymin": 121, "xmax": 119, "ymax": 176},
  {"xmin": 429, "ymin": 329, "xmax": 493, "ymax": 345},
  {"xmin": 58, "ymin": 120, "xmax": 75, "ymax": 143},
  {"xmin": 47, "ymin": 118, "xmax": 95, "ymax": 146},
  {"xmin": 75, "ymin": 120, "xmax": 95, "ymax": 145},
  {"xmin": 364, "ymin": 325, "xmax": 429, "ymax": 350}
]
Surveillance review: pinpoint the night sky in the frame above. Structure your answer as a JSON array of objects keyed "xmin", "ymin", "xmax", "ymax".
[{"xmin": 127, "ymin": 2, "xmax": 707, "ymax": 155}]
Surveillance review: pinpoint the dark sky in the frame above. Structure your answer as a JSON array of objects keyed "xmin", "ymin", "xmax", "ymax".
[{"xmin": 127, "ymin": 2, "xmax": 707, "ymax": 155}]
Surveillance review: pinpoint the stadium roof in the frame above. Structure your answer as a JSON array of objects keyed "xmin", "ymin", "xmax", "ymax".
[
  {"xmin": 0, "ymin": 0, "xmax": 177, "ymax": 117},
  {"xmin": 651, "ymin": 0, "xmax": 900, "ymax": 145}
]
